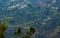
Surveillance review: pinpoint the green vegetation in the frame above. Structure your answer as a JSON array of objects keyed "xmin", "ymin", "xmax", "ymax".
[
  {"xmin": 14, "ymin": 27, "xmax": 22, "ymax": 35},
  {"xmin": 0, "ymin": 20, "xmax": 36, "ymax": 38},
  {"xmin": 21, "ymin": 26, "xmax": 36, "ymax": 38},
  {"xmin": 0, "ymin": 21, "xmax": 7, "ymax": 38}
]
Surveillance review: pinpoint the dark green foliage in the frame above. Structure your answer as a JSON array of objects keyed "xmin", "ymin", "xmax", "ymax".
[
  {"xmin": 14, "ymin": 27, "xmax": 22, "ymax": 35},
  {"xmin": 29, "ymin": 26, "xmax": 36, "ymax": 35},
  {"xmin": 0, "ymin": 23, "xmax": 6, "ymax": 32},
  {"xmin": 22, "ymin": 34, "xmax": 30, "ymax": 38},
  {"xmin": 0, "ymin": 20, "xmax": 36, "ymax": 38},
  {"xmin": 0, "ymin": 21, "xmax": 7, "ymax": 38},
  {"xmin": 21, "ymin": 26, "xmax": 36, "ymax": 38},
  {"xmin": 0, "ymin": 32, "xmax": 5, "ymax": 38}
]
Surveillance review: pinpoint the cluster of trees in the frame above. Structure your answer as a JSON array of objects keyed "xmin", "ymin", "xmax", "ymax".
[{"xmin": 0, "ymin": 20, "xmax": 36, "ymax": 38}]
